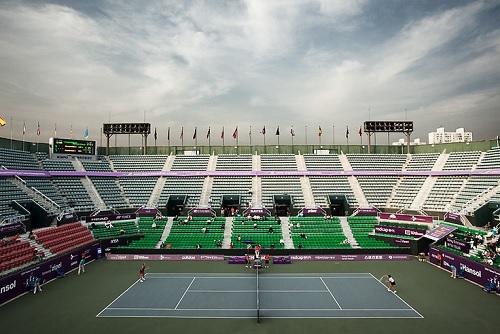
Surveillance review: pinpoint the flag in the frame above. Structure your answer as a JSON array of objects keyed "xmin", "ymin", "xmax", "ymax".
[
  {"xmin": 23, "ymin": 122, "xmax": 26, "ymax": 135},
  {"xmin": 206, "ymin": 127, "xmax": 211, "ymax": 139},
  {"xmin": 167, "ymin": 127, "xmax": 170, "ymax": 141},
  {"xmin": 346, "ymin": 126, "xmax": 349, "ymax": 139},
  {"xmin": 359, "ymin": 126, "xmax": 362, "ymax": 137},
  {"xmin": 154, "ymin": 128, "xmax": 157, "ymax": 141},
  {"xmin": 221, "ymin": 127, "xmax": 224, "ymax": 139},
  {"xmin": 83, "ymin": 127, "xmax": 89, "ymax": 139},
  {"xmin": 54, "ymin": 123, "xmax": 57, "ymax": 137},
  {"xmin": 70, "ymin": 123, "xmax": 73, "ymax": 137},
  {"xmin": 193, "ymin": 127, "xmax": 197, "ymax": 140},
  {"xmin": 0, "ymin": 116, "xmax": 6, "ymax": 127},
  {"xmin": 232, "ymin": 127, "xmax": 238, "ymax": 139},
  {"xmin": 290, "ymin": 127, "xmax": 295, "ymax": 136},
  {"xmin": 318, "ymin": 126, "xmax": 323, "ymax": 136},
  {"xmin": 37, "ymin": 121, "xmax": 40, "ymax": 136},
  {"xmin": 180, "ymin": 126, "xmax": 184, "ymax": 139},
  {"xmin": 261, "ymin": 126, "xmax": 266, "ymax": 135},
  {"xmin": 275, "ymin": 127, "xmax": 280, "ymax": 136}
]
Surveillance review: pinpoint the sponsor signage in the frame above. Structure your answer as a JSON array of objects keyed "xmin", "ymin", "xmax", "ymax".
[
  {"xmin": 243, "ymin": 208, "xmax": 270, "ymax": 217},
  {"xmin": 85, "ymin": 214, "xmax": 136, "ymax": 223},
  {"xmin": 355, "ymin": 208, "xmax": 379, "ymax": 216},
  {"xmin": 0, "ymin": 243, "xmax": 99, "ymax": 305},
  {"xmin": 189, "ymin": 208, "xmax": 215, "ymax": 217},
  {"xmin": 445, "ymin": 237, "xmax": 470, "ymax": 253},
  {"xmin": 105, "ymin": 254, "xmax": 225, "ymax": 261},
  {"xmin": 424, "ymin": 225, "xmax": 457, "ymax": 241},
  {"xmin": 429, "ymin": 247, "xmax": 500, "ymax": 287},
  {"xmin": 0, "ymin": 222, "xmax": 25, "ymax": 238},
  {"xmin": 135, "ymin": 208, "xmax": 159, "ymax": 217},
  {"xmin": 289, "ymin": 254, "xmax": 411, "ymax": 261},
  {"xmin": 379, "ymin": 212, "xmax": 433, "ymax": 224},
  {"xmin": 301, "ymin": 208, "xmax": 326, "ymax": 217},
  {"xmin": 374, "ymin": 225, "xmax": 426, "ymax": 238},
  {"xmin": 444, "ymin": 212, "xmax": 462, "ymax": 224}
]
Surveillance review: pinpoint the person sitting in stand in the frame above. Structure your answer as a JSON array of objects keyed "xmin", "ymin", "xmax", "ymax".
[
  {"xmin": 201, "ymin": 227, "xmax": 207, "ymax": 234},
  {"xmin": 151, "ymin": 220, "xmax": 157, "ymax": 229},
  {"xmin": 300, "ymin": 233, "xmax": 307, "ymax": 239},
  {"xmin": 268, "ymin": 225, "xmax": 274, "ymax": 233},
  {"xmin": 206, "ymin": 218, "xmax": 212, "ymax": 225},
  {"xmin": 279, "ymin": 238, "xmax": 284, "ymax": 246},
  {"xmin": 196, "ymin": 243, "xmax": 202, "ymax": 249},
  {"xmin": 237, "ymin": 235, "xmax": 242, "ymax": 242},
  {"xmin": 253, "ymin": 223, "xmax": 257, "ymax": 229}
]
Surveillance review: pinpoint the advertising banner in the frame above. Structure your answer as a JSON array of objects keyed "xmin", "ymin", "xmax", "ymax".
[
  {"xmin": 0, "ymin": 243, "xmax": 100, "ymax": 305},
  {"xmin": 354, "ymin": 208, "xmax": 379, "ymax": 216},
  {"xmin": 0, "ymin": 222, "xmax": 25, "ymax": 238},
  {"xmin": 289, "ymin": 254, "xmax": 411, "ymax": 261},
  {"xmin": 105, "ymin": 254, "xmax": 225, "ymax": 261},
  {"xmin": 424, "ymin": 225, "xmax": 457, "ymax": 241},
  {"xmin": 374, "ymin": 225, "xmax": 426, "ymax": 238},
  {"xmin": 444, "ymin": 212, "xmax": 462, "ymax": 224},
  {"xmin": 378, "ymin": 212, "xmax": 433, "ymax": 224},
  {"xmin": 301, "ymin": 208, "xmax": 326, "ymax": 217},
  {"xmin": 85, "ymin": 214, "xmax": 136, "ymax": 223},
  {"xmin": 445, "ymin": 237, "xmax": 470, "ymax": 253},
  {"xmin": 429, "ymin": 247, "xmax": 500, "ymax": 287}
]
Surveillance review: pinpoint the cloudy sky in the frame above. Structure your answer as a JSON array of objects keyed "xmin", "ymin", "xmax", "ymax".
[{"xmin": 0, "ymin": 0, "xmax": 499, "ymax": 146}]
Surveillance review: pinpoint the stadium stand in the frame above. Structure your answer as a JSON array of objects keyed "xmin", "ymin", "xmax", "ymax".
[
  {"xmin": 0, "ymin": 148, "xmax": 40, "ymax": 170},
  {"xmin": 89, "ymin": 220, "xmax": 139, "ymax": 240},
  {"xmin": 0, "ymin": 236, "xmax": 37, "ymax": 273},
  {"xmin": 261, "ymin": 176, "xmax": 304, "ymax": 209},
  {"xmin": 442, "ymin": 151, "xmax": 482, "ymax": 170},
  {"xmin": 170, "ymin": 155, "xmax": 210, "ymax": 171},
  {"xmin": 162, "ymin": 216, "xmax": 226, "ymax": 249},
  {"xmin": 231, "ymin": 216, "xmax": 283, "ymax": 249},
  {"xmin": 33, "ymin": 223, "xmax": 94, "ymax": 254},
  {"xmin": 215, "ymin": 155, "xmax": 253, "ymax": 171},
  {"xmin": 158, "ymin": 177, "xmax": 205, "ymax": 208},
  {"xmin": 303, "ymin": 154, "xmax": 345, "ymax": 171},
  {"xmin": 308, "ymin": 176, "xmax": 358, "ymax": 207},
  {"xmin": 260, "ymin": 154, "xmax": 297, "ymax": 171},
  {"xmin": 346, "ymin": 154, "xmax": 407, "ymax": 170},
  {"xmin": 356, "ymin": 176, "xmax": 398, "ymax": 207},
  {"xmin": 404, "ymin": 153, "xmax": 440, "ymax": 171},
  {"xmin": 209, "ymin": 176, "xmax": 253, "ymax": 209},
  {"xmin": 0, "ymin": 178, "xmax": 32, "ymax": 221},
  {"xmin": 289, "ymin": 216, "xmax": 350, "ymax": 249},
  {"xmin": 108, "ymin": 155, "xmax": 168, "ymax": 171},
  {"xmin": 347, "ymin": 217, "xmax": 397, "ymax": 249},
  {"xmin": 119, "ymin": 177, "xmax": 156, "ymax": 207},
  {"xmin": 125, "ymin": 217, "xmax": 167, "ymax": 248}
]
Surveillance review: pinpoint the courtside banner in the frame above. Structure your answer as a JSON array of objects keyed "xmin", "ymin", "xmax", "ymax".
[
  {"xmin": 106, "ymin": 254, "xmax": 225, "ymax": 261},
  {"xmin": 0, "ymin": 243, "xmax": 99, "ymax": 305},
  {"xmin": 445, "ymin": 237, "xmax": 470, "ymax": 253},
  {"xmin": 374, "ymin": 225, "xmax": 426, "ymax": 238},
  {"xmin": 444, "ymin": 212, "xmax": 462, "ymax": 224},
  {"xmin": 0, "ymin": 222, "xmax": 25, "ymax": 238},
  {"xmin": 290, "ymin": 254, "xmax": 411, "ymax": 261},
  {"xmin": 85, "ymin": 214, "xmax": 136, "ymax": 223},
  {"xmin": 424, "ymin": 225, "xmax": 457, "ymax": 241},
  {"xmin": 429, "ymin": 247, "xmax": 500, "ymax": 287},
  {"xmin": 378, "ymin": 212, "xmax": 433, "ymax": 224}
]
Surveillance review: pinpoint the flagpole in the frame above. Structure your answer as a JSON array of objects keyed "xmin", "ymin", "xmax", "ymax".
[
  {"xmin": 305, "ymin": 125, "xmax": 308, "ymax": 146},
  {"xmin": 128, "ymin": 133, "xmax": 131, "ymax": 155},
  {"xmin": 332, "ymin": 124, "xmax": 335, "ymax": 145},
  {"xmin": 195, "ymin": 127, "xmax": 198, "ymax": 148},
  {"xmin": 208, "ymin": 127, "xmax": 211, "ymax": 152},
  {"xmin": 22, "ymin": 121, "xmax": 25, "ymax": 152},
  {"xmin": 319, "ymin": 127, "xmax": 322, "ymax": 146},
  {"xmin": 249, "ymin": 125, "xmax": 252, "ymax": 146},
  {"xmin": 168, "ymin": 127, "xmax": 171, "ymax": 154},
  {"xmin": 10, "ymin": 115, "xmax": 13, "ymax": 150},
  {"xmin": 291, "ymin": 126, "xmax": 294, "ymax": 152}
]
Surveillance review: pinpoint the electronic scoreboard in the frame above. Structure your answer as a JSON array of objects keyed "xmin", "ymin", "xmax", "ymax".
[{"xmin": 50, "ymin": 138, "xmax": 96, "ymax": 157}]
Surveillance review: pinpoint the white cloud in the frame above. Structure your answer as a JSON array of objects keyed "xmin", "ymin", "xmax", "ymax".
[{"xmin": 0, "ymin": 0, "xmax": 498, "ymax": 147}]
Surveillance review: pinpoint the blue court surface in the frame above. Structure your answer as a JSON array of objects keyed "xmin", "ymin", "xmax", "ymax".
[{"xmin": 97, "ymin": 272, "xmax": 423, "ymax": 319}]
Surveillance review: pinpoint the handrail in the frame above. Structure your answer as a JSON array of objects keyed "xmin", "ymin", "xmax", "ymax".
[{"xmin": 31, "ymin": 187, "xmax": 61, "ymax": 208}]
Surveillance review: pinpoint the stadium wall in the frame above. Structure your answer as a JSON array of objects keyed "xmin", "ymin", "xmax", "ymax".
[{"xmin": 0, "ymin": 136, "xmax": 496, "ymax": 155}]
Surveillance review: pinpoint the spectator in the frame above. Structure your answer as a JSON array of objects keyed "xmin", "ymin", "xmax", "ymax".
[
  {"xmin": 279, "ymin": 238, "xmax": 284, "ymax": 246},
  {"xmin": 196, "ymin": 243, "xmax": 202, "ymax": 249},
  {"xmin": 78, "ymin": 253, "xmax": 86, "ymax": 275},
  {"xmin": 253, "ymin": 223, "xmax": 257, "ymax": 229},
  {"xmin": 201, "ymin": 227, "xmax": 207, "ymax": 234},
  {"xmin": 151, "ymin": 221, "xmax": 157, "ymax": 229},
  {"xmin": 27, "ymin": 275, "xmax": 42, "ymax": 294},
  {"xmin": 268, "ymin": 225, "xmax": 274, "ymax": 233},
  {"xmin": 206, "ymin": 219, "xmax": 212, "ymax": 225},
  {"xmin": 237, "ymin": 235, "xmax": 241, "ymax": 242}
]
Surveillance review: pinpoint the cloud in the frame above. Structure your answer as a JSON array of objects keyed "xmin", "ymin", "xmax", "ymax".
[{"xmin": 0, "ymin": 0, "xmax": 498, "ymax": 147}]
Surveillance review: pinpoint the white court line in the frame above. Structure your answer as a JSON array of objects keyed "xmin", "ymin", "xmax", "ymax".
[
  {"xmin": 105, "ymin": 307, "xmax": 415, "ymax": 311},
  {"xmin": 174, "ymin": 277, "xmax": 196, "ymax": 310},
  {"xmin": 96, "ymin": 278, "xmax": 141, "ymax": 317},
  {"xmin": 320, "ymin": 277, "xmax": 342, "ymax": 310},
  {"xmin": 368, "ymin": 273, "xmax": 424, "ymax": 319},
  {"xmin": 100, "ymin": 316, "xmax": 422, "ymax": 319},
  {"xmin": 145, "ymin": 272, "xmax": 373, "ymax": 277},
  {"xmin": 188, "ymin": 290, "xmax": 329, "ymax": 293},
  {"xmin": 143, "ymin": 276, "xmax": 374, "ymax": 280}
]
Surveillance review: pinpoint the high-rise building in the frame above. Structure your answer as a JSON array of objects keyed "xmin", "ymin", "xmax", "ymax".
[{"xmin": 428, "ymin": 127, "xmax": 472, "ymax": 144}]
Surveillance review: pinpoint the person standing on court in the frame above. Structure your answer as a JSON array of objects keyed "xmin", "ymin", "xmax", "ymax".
[{"xmin": 78, "ymin": 253, "xmax": 86, "ymax": 275}]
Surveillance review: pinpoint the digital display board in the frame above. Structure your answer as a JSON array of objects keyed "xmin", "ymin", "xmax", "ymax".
[{"xmin": 53, "ymin": 138, "xmax": 96, "ymax": 155}]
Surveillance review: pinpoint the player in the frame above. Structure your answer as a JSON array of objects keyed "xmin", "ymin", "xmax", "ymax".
[
  {"xmin": 78, "ymin": 253, "xmax": 86, "ymax": 275},
  {"xmin": 139, "ymin": 263, "xmax": 148, "ymax": 282},
  {"xmin": 381, "ymin": 274, "xmax": 397, "ymax": 293}
]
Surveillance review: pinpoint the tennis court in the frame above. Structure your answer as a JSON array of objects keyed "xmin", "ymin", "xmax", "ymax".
[{"xmin": 97, "ymin": 272, "xmax": 423, "ymax": 319}]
